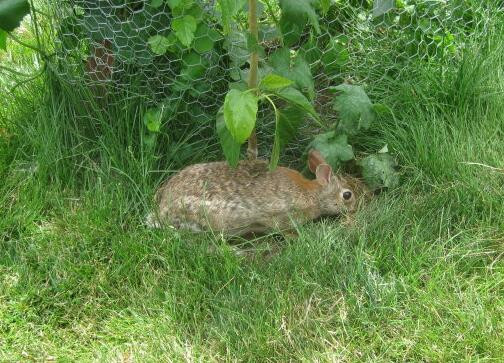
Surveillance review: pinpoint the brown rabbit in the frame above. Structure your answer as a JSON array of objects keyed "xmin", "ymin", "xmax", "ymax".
[{"xmin": 146, "ymin": 150, "xmax": 357, "ymax": 236}]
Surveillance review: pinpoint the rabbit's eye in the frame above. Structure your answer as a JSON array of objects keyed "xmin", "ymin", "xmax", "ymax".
[{"xmin": 342, "ymin": 190, "xmax": 352, "ymax": 200}]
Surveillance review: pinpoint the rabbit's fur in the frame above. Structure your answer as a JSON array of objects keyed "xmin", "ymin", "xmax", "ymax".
[{"xmin": 147, "ymin": 150, "xmax": 358, "ymax": 236}]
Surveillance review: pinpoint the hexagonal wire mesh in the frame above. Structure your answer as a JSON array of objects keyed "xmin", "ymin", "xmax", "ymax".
[{"xmin": 46, "ymin": 0, "xmax": 496, "ymax": 163}]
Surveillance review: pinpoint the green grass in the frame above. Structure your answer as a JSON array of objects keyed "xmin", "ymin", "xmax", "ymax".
[{"xmin": 1, "ymin": 16, "xmax": 504, "ymax": 363}]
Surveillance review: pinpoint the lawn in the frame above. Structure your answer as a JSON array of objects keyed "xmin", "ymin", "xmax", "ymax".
[{"xmin": 1, "ymin": 5, "xmax": 504, "ymax": 362}]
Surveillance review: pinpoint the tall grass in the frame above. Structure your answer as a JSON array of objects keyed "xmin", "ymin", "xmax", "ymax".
[{"xmin": 1, "ymin": 10, "xmax": 504, "ymax": 363}]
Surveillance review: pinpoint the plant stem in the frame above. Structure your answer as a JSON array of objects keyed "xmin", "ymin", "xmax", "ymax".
[
  {"xmin": 7, "ymin": 32, "xmax": 47, "ymax": 57},
  {"xmin": 29, "ymin": 0, "xmax": 43, "ymax": 64},
  {"xmin": 0, "ymin": 65, "xmax": 34, "ymax": 77},
  {"xmin": 263, "ymin": 0, "xmax": 280, "ymax": 30},
  {"xmin": 9, "ymin": 64, "xmax": 46, "ymax": 93},
  {"xmin": 247, "ymin": 0, "xmax": 259, "ymax": 160}
]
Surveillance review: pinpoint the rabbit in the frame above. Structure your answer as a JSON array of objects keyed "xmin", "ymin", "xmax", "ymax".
[{"xmin": 146, "ymin": 150, "xmax": 358, "ymax": 236}]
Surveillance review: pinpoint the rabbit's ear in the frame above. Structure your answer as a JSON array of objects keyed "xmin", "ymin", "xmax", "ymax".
[
  {"xmin": 308, "ymin": 149, "xmax": 326, "ymax": 173},
  {"xmin": 315, "ymin": 164, "xmax": 332, "ymax": 185}
]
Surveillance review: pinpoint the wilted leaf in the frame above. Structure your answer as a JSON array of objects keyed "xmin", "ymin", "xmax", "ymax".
[
  {"xmin": 143, "ymin": 108, "xmax": 162, "ymax": 132},
  {"xmin": 308, "ymin": 131, "xmax": 354, "ymax": 170},
  {"xmin": 331, "ymin": 84, "xmax": 375, "ymax": 135},
  {"xmin": 0, "ymin": 0, "xmax": 30, "ymax": 32},
  {"xmin": 358, "ymin": 153, "xmax": 399, "ymax": 190},
  {"xmin": 274, "ymin": 87, "xmax": 320, "ymax": 123},
  {"xmin": 259, "ymin": 74, "xmax": 293, "ymax": 91},
  {"xmin": 223, "ymin": 89, "xmax": 258, "ymax": 144},
  {"xmin": 270, "ymin": 106, "xmax": 305, "ymax": 170},
  {"xmin": 217, "ymin": 107, "xmax": 241, "ymax": 167},
  {"xmin": 148, "ymin": 35, "xmax": 172, "ymax": 55},
  {"xmin": 172, "ymin": 15, "xmax": 197, "ymax": 47},
  {"xmin": 279, "ymin": 0, "xmax": 320, "ymax": 46}
]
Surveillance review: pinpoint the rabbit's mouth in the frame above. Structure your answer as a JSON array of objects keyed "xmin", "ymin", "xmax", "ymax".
[{"xmin": 313, "ymin": 214, "xmax": 346, "ymax": 224}]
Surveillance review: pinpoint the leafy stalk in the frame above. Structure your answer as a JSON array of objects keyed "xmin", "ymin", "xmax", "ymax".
[
  {"xmin": 28, "ymin": 0, "xmax": 42, "ymax": 63},
  {"xmin": 246, "ymin": 0, "xmax": 259, "ymax": 160},
  {"xmin": 263, "ymin": 0, "xmax": 280, "ymax": 34}
]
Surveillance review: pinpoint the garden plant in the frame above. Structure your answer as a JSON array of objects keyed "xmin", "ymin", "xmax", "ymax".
[{"xmin": 1, "ymin": 0, "xmax": 503, "ymax": 361}]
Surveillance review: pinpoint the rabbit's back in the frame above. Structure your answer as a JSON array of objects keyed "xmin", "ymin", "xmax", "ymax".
[{"xmin": 155, "ymin": 160, "xmax": 320, "ymax": 234}]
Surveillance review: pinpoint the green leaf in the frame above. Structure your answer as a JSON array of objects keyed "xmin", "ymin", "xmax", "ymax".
[
  {"xmin": 279, "ymin": 16, "xmax": 306, "ymax": 48},
  {"xmin": 270, "ymin": 106, "xmax": 306, "ymax": 170},
  {"xmin": 217, "ymin": 0, "xmax": 246, "ymax": 34},
  {"xmin": 143, "ymin": 133, "xmax": 158, "ymax": 150},
  {"xmin": 0, "ymin": 0, "xmax": 30, "ymax": 32},
  {"xmin": 224, "ymin": 29, "xmax": 249, "ymax": 69},
  {"xmin": 372, "ymin": 103, "xmax": 390, "ymax": 116},
  {"xmin": 193, "ymin": 23, "xmax": 220, "ymax": 53},
  {"xmin": 246, "ymin": 31, "xmax": 264, "ymax": 55},
  {"xmin": 229, "ymin": 81, "xmax": 248, "ymax": 92},
  {"xmin": 357, "ymin": 153, "xmax": 399, "ymax": 190},
  {"xmin": 320, "ymin": 0, "xmax": 331, "ymax": 14},
  {"xmin": 184, "ymin": 3, "xmax": 204, "ymax": 22},
  {"xmin": 172, "ymin": 15, "xmax": 197, "ymax": 47},
  {"xmin": 299, "ymin": 35, "xmax": 322, "ymax": 65},
  {"xmin": 269, "ymin": 47, "xmax": 291, "ymax": 74},
  {"xmin": 150, "ymin": 0, "xmax": 163, "ymax": 8},
  {"xmin": 0, "ymin": 29, "xmax": 6, "ymax": 51},
  {"xmin": 223, "ymin": 89, "xmax": 258, "ymax": 144},
  {"xmin": 259, "ymin": 74, "xmax": 293, "ymax": 91},
  {"xmin": 217, "ymin": 0, "xmax": 232, "ymax": 34},
  {"xmin": 290, "ymin": 54, "xmax": 315, "ymax": 100},
  {"xmin": 321, "ymin": 37, "xmax": 350, "ymax": 72},
  {"xmin": 217, "ymin": 107, "xmax": 241, "ymax": 167},
  {"xmin": 58, "ymin": 16, "xmax": 82, "ymax": 50},
  {"xmin": 166, "ymin": 0, "xmax": 182, "ymax": 9},
  {"xmin": 279, "ymin": 0, "xmax": 320, "ymax": 46},
  {"xmin": 148, "ymin": 32, "xmax": 182, "ymax": 57},
  {"xmin": 331, "ymin": 84, "xmax": 375, "ymax": 135},
  {"xmin": 143, "ymin": 108, "xmax": 162, "ymax": 133},
  {"xmin": 148, "ymin": 35, "xmax": 172, "ymax": 55},
  {"xmin": 373, "ymin": 0, "xmax": 395, "ymax": 18},
  {"xmin": 308, "ymin": 131, "xmax": 354, "ymax": 170},
  {"xmin": 274, "ymin": 87, "xmax": 320, "ymax": 123},
  {"xmin": 181, "ymin": 51, "xmax": 206, "ymax": 79},
  {"xmin": 269, "ymin": 48, "xmax": 314, "ymax": 100},
  {"xmin": 166, "ymin": 0, "xmax": 193, "ymax": 10}
]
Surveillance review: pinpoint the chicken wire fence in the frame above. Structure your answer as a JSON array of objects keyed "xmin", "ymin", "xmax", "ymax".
[{"xmin": 44, "ymin": 0, "xmax": 496, "ymax": 157}]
